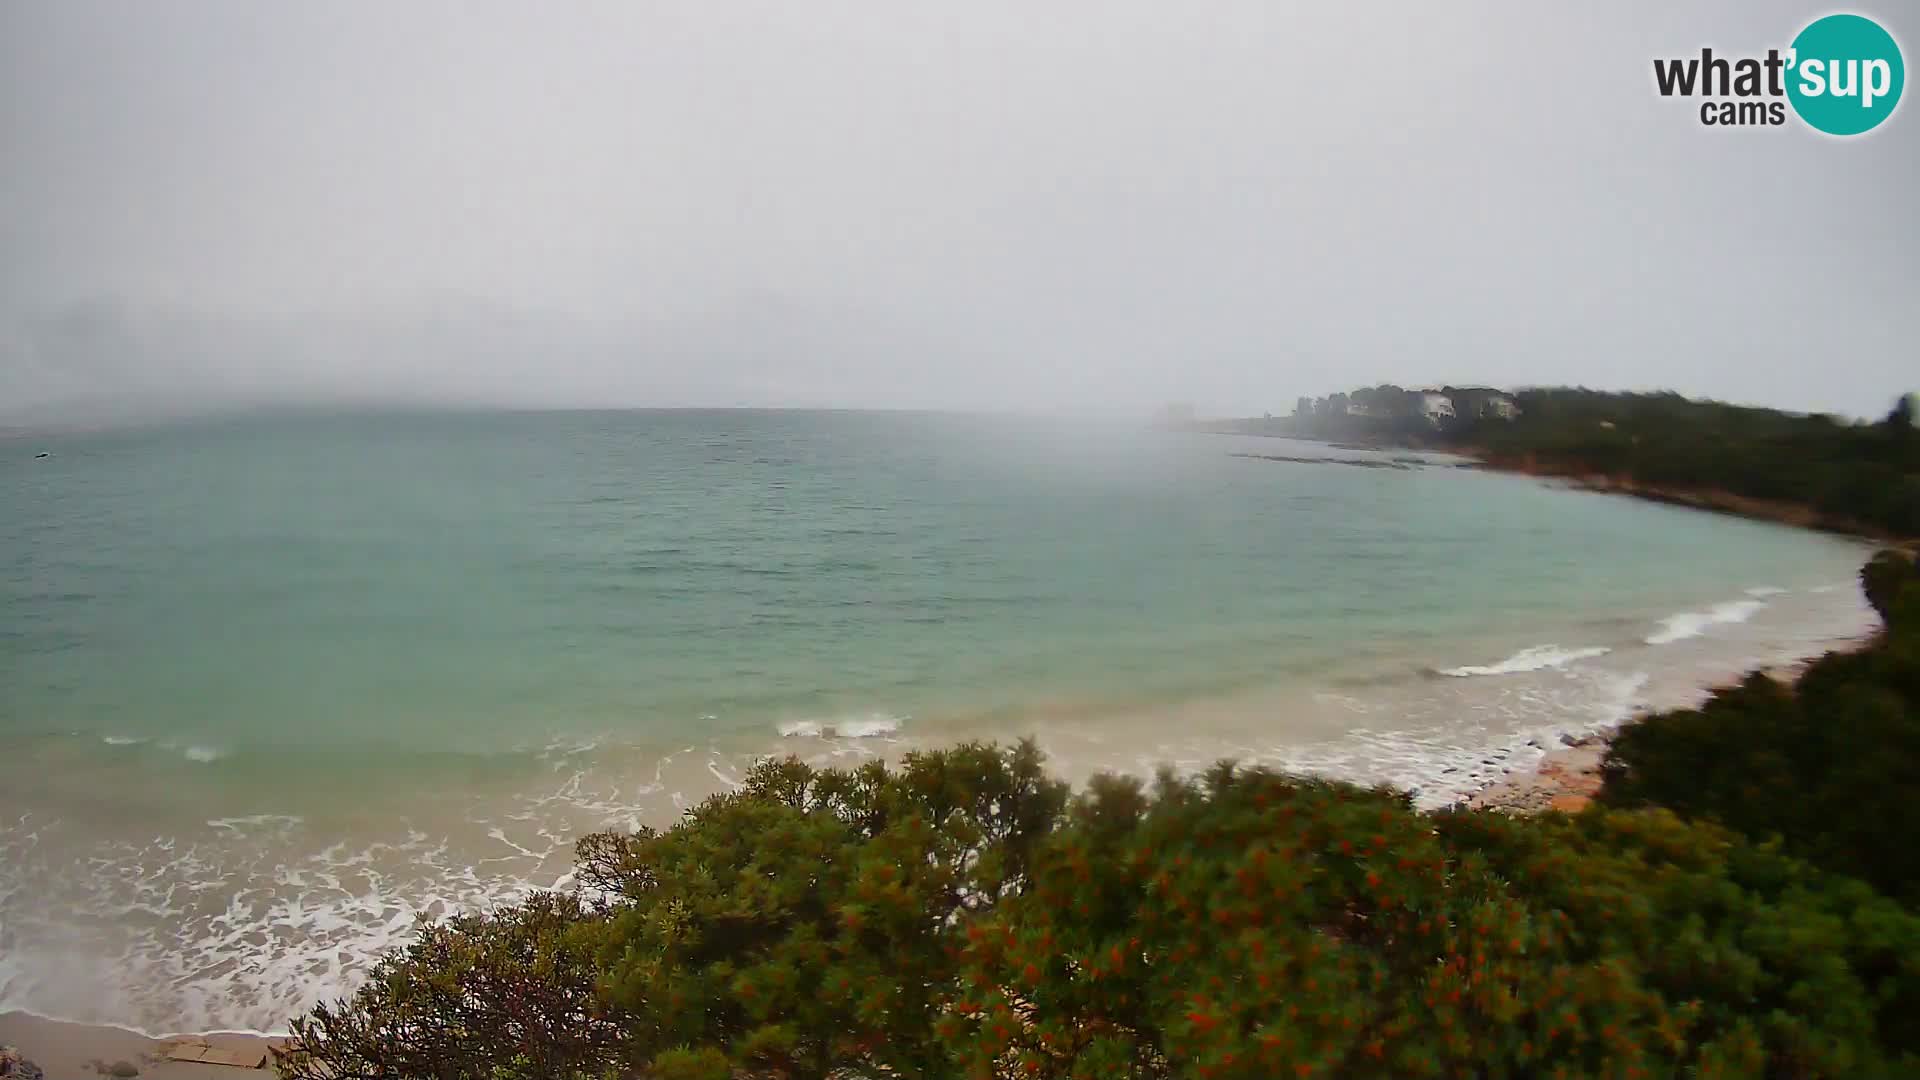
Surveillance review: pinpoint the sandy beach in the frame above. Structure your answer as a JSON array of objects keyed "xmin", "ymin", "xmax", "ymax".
[
  {"xmin": 0, "ymin": 1015, "xmax": 282, "ymax": 1080},
  {"xmin": 1463, "ymin": 642, "xmax": 1869, "ymax": 815},
  {"xmin": 1, "ymin": 634, "xmax": 1882, "ymax": 1076}
]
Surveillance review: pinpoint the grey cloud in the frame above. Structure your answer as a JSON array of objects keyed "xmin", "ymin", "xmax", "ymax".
[{"xmin": 1, "ymin": 1, "xmax": 1914, "ymax": 426}]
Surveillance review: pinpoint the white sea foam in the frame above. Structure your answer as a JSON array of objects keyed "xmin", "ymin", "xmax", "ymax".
[
  {"xmin": 0, "ymin": 566, "xmax": 1861, "ymax": 1036},
  {"xmin": 777, "ymin": 713, "xmax": 904, "ymax": 738},
  {"xmin": 207, "ymin": 814, "xmax": 303, "ymax": 832},
  {"xmin": 1645, "ymin": 599, "xmax": 1765, "ymax": 645},
  {"xmin": 182, "ymin": 745, "xmax": 225, "ymax": 763},
  {"xmin": 100, "ymin": 735, "xmax": 147, "ymax": 746},
  {"xmin": 0, "ymin": 809, "xmax": 576, "ymax": 1037},
  {"xmin": 1438, "ymin": 644, "xmax": 1611, "ymax": 678},
  {"xmin": 706, "ymin": 759, "xmax": 743, "ymax": 790},
  {"xmin": 1745, "ymin": 585, "xmax": 1787, "ymax": 597},
  {"xmin": 1256, "ymin": 668, "xmax": 1653, "ymax": 811},
  {"xmin": 1594, "ymin": 670, "xmax": 1651, "ymax": 723}
]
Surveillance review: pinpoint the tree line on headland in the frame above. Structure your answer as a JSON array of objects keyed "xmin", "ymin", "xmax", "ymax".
[
  {"xmin": 1193, "ymin": 386, "xmax": 1920, "ymax": 539},
  {"xmin": 282, "ymin": 551, "xmax": 1920, "ymax": 1078}
]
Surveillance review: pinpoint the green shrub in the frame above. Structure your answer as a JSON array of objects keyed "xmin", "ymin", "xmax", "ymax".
[
  {"xmin": 1599, "ymin": 575, "xmax": 1920, "ymax": 903},
  {"xmin": 285, "ymin": 750, "xmax": 1920, "ymax": 1079},
  {"xmin": 1861, "ymin": 548, "xmax": 1917, "ymax": 622},
  {"xmin": 1461, "ymin": 389, "xmax": 1920, "ymax": 538},
  {"xmin": 280, "ymin": 891, "xmax": 619, "ymax": 1080},
  {"xmin": 582, "ymin": 741, "xmax": 1067, "ymax": 1079},
  {"xmin": 282, "ymin": 741, "xmax": 1067, "ymax": 1080},
  {"xmin": 1440, "ymin": 806, "xmax": 1920, "ymax": 1073},
  {"xmin": 940, "ymin": 766, "xmax": 1920, "ymax": 1079}
]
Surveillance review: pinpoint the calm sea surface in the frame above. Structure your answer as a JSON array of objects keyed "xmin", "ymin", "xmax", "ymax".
[{"xmin": 0, "ymin": 410, "xmax": 1876, "ymax": 1033}]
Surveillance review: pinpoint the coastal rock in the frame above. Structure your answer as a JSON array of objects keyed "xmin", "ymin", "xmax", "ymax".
[{"xmin": 0, "ymin": 1046, "xmax": 45, "ymax": 1080}]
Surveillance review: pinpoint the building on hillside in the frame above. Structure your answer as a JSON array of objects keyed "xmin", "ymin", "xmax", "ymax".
[
  {"xmin": 1480, "ymin": 393, "xmax": 1520, "ymax": 420},
  {"xmin": 1440, "ymin": 387, "xmax": 1520, "ymax": 421},
  {"xmin": 1417, "ymin": 392, "xmax": 1455, "ymax": 424}
]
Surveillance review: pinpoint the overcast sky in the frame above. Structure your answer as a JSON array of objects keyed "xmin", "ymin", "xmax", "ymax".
[{"xmin": 1, "ymin": 1, "xmax": 1914, "ymax": 426}]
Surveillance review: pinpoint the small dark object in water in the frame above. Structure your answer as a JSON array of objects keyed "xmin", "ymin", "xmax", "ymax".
[{"xmin": 33, "ymin": 452, "xmax": 50, "ymax": 458}]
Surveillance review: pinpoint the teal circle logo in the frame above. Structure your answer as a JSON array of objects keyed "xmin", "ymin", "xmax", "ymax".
[{"xmin": 1786, "ymin": 14, "xmax": 1904, "ymax": 135}]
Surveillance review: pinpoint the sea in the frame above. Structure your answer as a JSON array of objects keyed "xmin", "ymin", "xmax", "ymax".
[{"xmin": 0, "ymin": 409, "xmax": 1879, "ymax": 1035}]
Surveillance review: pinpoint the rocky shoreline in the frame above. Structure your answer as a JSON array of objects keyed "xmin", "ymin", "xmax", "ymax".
[{"xmin": 1462, "ymin": 734, "xmax": 1608, "ymax": 815}]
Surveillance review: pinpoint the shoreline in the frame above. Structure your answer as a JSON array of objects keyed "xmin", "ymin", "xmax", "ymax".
[
  {"xmin": 0, "ymin": 639, "xmax": 1882, "ymax": 1073},
  {"xmin": 0, "ymin": 1013, "xmax": 284, "ymax": 1079},
  {"xmin": 1464, "ymin": 453, "xmax": 1912, "ymax": 545},
  {"xmin": 1204, "ymin": 428, "xmax": 1914, "ymax": 548},
  {"xmin": 1462, "ymin": 637, "xmax": 1873, "ymax": 815},
  {"xmin": 0, "ymin": 446, "xmax": 1893, "ymax": 1065},
  {"xmin": 1443, "ymin": 445, "xmax": 1897, "ymax": 816}
]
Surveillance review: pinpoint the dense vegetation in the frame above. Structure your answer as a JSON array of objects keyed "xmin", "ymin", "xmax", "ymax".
[
  {"xmin": 284, "ymin": 554, "xmax": 1920, "ymax": 1080},
  {"xmin": 1599, "ymin": 548, "xmax": 1920, "ymax": 903},
  {"xmin": 282, "ymin": 757, "xmax": 1920, "ymax": 1080},
  {"xmin": 1459, "ymin": 390, "xmax": 1920, "ymax": 537},
  {"xmin": 1282, "ymin": 387, "xmax": 1920, "ymax": 537}
]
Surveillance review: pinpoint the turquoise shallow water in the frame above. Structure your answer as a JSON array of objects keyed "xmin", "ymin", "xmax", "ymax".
[{"xmin": 0, "ymin": 410, "xmax": 1878, "ymax": 1033}]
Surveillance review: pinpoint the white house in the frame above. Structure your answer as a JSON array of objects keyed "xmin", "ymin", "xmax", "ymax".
[
  {"xmin": 1480, "ymin": 394, "xmax": 1520, "ymax": 420},
  {"xmin": 1418, "ymin": 393, "xmax": 1455, "ymax": 424}
]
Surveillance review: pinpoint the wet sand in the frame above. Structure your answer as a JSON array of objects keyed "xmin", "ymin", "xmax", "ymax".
[{"xmin": 0, "ymin": 1014, "xmax": 282, "ymax": 1079}]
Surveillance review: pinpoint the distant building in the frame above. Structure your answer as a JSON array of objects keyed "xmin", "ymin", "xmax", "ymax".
[
  {"xmin": 1417, "ymin": 393, "xmax": 1455, "ymax": 424},
  {"xmin": 1480, "ymin": 393, "xmax": 1520, "ymax": 420},
  {"xmin": 1440, "ymin": 386, "xmax": 1520, "ymax": 421}
]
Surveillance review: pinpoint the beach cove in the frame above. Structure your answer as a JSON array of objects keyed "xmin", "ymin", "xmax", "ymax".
[{"xmin": 0, "ymin": 410, "xmax": 1883, "ymax": 1049}]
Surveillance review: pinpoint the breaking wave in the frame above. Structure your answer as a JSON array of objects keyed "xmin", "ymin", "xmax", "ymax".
[
  {"xmin": 1645, "ymin": 599, "xmax": 1764, "ymax": 645},
  {"xmin": 777, "ymin": 714, "xmax": 905, "ymax": 739},
  {"xmin": 1438, "ymin": 644, "xmax": 1612, "ymax": 678}
]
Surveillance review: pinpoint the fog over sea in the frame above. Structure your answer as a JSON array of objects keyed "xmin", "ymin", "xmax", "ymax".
[{"xmin": 0, "ymin": 410, "xmax": 1876, "ymax": 1034}]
